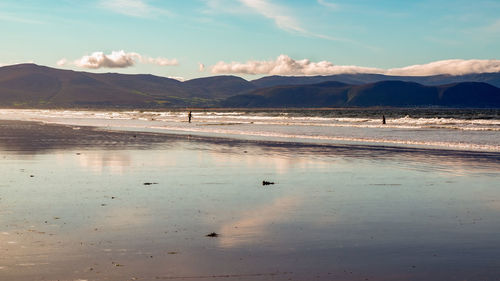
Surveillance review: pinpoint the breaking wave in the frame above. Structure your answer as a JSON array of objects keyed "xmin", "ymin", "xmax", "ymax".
[{"xmin": 1, "ymin": 109, "xmax": 499, "ymax": 152}]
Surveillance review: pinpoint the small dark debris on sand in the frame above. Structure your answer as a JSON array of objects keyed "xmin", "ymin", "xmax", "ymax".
[
  {"xmin": 143, "ymin": 182, "xmax": 158, "ymax": 186},
  {"xmin": 262, "ymin": 181, "xmax": 275, "ymax": 186},
  {"xmin": 206, "ymin": 232, "xmax": 219, "ymax": 237},
  {"xmin": 30, "ymin": 175, "xmax": 34, "ymax": 178}
]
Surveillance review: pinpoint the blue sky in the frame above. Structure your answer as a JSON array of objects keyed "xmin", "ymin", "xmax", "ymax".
[{"xmin": 0, "ymin": 0, "xmax": 499, "ymax": 80}]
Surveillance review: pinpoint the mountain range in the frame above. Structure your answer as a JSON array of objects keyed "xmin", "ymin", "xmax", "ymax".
[
  {"xmin": 1, "ymin": 63, "xmax": 499, "ymax": 108},
  {"xmin": 224, "ymin": 80, "xmax": 500, "ymax": 108}
]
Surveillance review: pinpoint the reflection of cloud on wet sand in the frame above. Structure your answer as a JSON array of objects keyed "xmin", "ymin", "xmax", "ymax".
[
  {"xmin": 0, "ymin": 207, "xmax": 153, "ymax": 279},
  {"xmin": 206, "ymin": 151, "xmax": 330, "ymax": 175},
  {"xmin": 0, "ymin": 228, "xmax": 62, "ymax": 272},
  {"xmin": 76, "ymin": 152, "xmax": 131, "ymax": 174},
  {"xmin": 486, "ymin": 199, "xmax": 500, "ymax": 211},
  {"xmin": 70, "ymin": 150, "xmax": 180, "ymax": 175},
  {"xmin": 92, "ymin": 206, "xmax": 153, "ymax": 230},
  {"xmin": 217, "ymin": 196, "xmax": 301, "ymax": 248}
]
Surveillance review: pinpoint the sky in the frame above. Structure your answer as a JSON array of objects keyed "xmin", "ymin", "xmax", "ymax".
[{"xmin": 0, "ymin": 0, "xmax": 499, "ymax": 80}]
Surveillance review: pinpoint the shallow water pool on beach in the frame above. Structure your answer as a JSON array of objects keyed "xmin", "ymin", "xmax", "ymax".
[{"xmin": 0, "ymin": 120, "xmax": 500, "ymax": 281}]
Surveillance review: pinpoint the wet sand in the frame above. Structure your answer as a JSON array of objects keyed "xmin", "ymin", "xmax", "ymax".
[{"xmin": 1, "ymin": 120, "xmax": 500, "ymax": 281}]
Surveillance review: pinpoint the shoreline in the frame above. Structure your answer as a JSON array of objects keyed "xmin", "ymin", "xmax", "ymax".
[
  {"xmin": 1, "ymin": 119, "xmax": 499, "ymax": 167},
  {"xmin": 1, "ymin": 108, "xmax": 499, "ymax": 153}
]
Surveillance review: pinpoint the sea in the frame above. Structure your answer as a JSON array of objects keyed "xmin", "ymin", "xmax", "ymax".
[{"xmin": 1, "ymin": 108, "xmax": 499, "ymax": 152}]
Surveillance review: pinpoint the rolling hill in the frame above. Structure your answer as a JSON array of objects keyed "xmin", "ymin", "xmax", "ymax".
[
  {"xmin": 1, "ymin": 63, "xmax": 500, "ymax": 108},
  {"xmin": 0, "ymin": 64, "xmax": 254, "ymax": 107}
]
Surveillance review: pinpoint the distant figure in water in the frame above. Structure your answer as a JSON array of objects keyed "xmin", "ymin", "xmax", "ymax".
[
  {"xmin": 188, "ymin": 111, "xmax": 192, "ymax": 123},
  {"xmin": 382, "ymin": 115, "xmax": 386, "ymax": 125}
]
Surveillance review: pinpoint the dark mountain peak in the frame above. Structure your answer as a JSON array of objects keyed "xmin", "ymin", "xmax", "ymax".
[
  {"xmin": 1, "ymin": 63, "xmax": 52, "ymax": 74},
  {"xmin": 0, "ymin": 63, "xmax": 82, "ymax": 81},
  {"xmin": 368, "ymin": 80, "xmax": 426, "ymax": 88},
  {"xmin": 86, "ymin": 72, "xmax": 182, "ymax": 86},
  {"xmin": 440, "ymin": 81, "xmax": 496, "ymax": 88},
  {"xmin": 183, "ymin": 75, "xmax": 255, "ymax": 99},
  {"xmin": 312, "ymin": 81, "xmax": 350, "ymax": 87},
  {"xmin": 2, "ymin": 63, "xmax": 41, "ymax": 69},
  {"xmin": 437, "ymin": 82, "xmax": 500, "ymax": 107},
  {"xmin": 185, "ymin": 75, "xmax": 249, "ymax": 85}
]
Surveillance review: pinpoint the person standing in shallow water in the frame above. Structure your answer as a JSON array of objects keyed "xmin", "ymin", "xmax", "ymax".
[
  {"xmin": 382, "ymin": 115, "xmax": 386, "ymax": 125},
  {"xmin": 188, "ymin": 111, "xmax": 192, "ymax": 123}
]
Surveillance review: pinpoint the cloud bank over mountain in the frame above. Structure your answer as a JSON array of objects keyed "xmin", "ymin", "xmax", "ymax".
[
  {"xmin": 385, "ymin": 59, "xmax": 500, "ymax": 76},
  {"xmin": 211, "ymin": 55, "xmax": 380, "ymax": 75},
  {"xmin": 55, "ymin": 51, "xmax": 500, "ymax": 76},
  {"xmin": 211, "ymin": 55, "xmax": 500, "ymax": 76},
  {"xmin": 58, "ymin": 50, "xmax": 178, "ymax": 69}
]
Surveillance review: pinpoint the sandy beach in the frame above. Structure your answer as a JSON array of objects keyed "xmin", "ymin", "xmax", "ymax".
[{"xmin": 1, "ymin": 119, "xmax": 500, "ymax": 281}]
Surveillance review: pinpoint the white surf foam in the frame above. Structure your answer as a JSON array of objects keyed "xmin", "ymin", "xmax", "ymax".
[{"xmin": 1, "ymin": 109, "xmax": 499, "ymax": 152}]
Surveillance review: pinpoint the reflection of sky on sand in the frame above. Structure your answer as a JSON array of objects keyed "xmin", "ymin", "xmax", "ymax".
[
  {"xmin": 217, "ymin": 196, "xmax": 302, "ymax": 248},
  {"xmin": 1, "ymin": 122, "xmax": 500, "ymax": 280},
  {"xmin": 75, "ymin": 152, "xmax": 131, "ymax": 174},
  {"xmin": 53, "ymin": 149, "xmax": 178, "ymax": 175},
  {"xmin": 92, "ymin": 206, "xmax": 153, "ymax": 230},
  {"xmin": 205, "ymin": 149, "xmax": 331, "ymax": 175}
]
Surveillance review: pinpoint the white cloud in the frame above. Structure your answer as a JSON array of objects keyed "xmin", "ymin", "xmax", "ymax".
[
  {"xmin": 56, "ymin": 58, "xmax": 68, "ymax": 66},
  {"xmin": 211, "ymin": 55, "xmax": 500, "ymax": 76},
  {"xmin": 100, "ymin": 0, "xmax": 170, "ymax": 18},
  {"xmin": 74, "ymin": 50, "xmax": 139, "ymax": 69},
  {"xmin": 386, "ymin": 59, "xmax": 500, "ymax": 76},
  {"xmin": 211, "ymin": 54, "xmax": 381, "ymax": 75},
  {"xmin": 143, "ymin": 57, "xmax": 178, "ymax": 66},
  {"xmin": 239, "ymin": 0, "xmax": 305, "ymax": 33},
  {"xmin": 168, "ymin": 76, "xmax": 186, "ymax": 82},
  {"xmin": 202, "ymin": 0, "xmax": 247, "ymax": 14},
  {"xmin": 199, "ymin": 63, "xmax": 205, "ymax": 72},
  {"xmin": 68, "ymin": 50, "xmax": 178, "ymax": 69},
  {"xmin": 317, "ymin": 0, "xmax": 338, "ymax": 10},
  {"xmin": 0, "ymin": 12, "xmax": 45, "ymax": 24},
  {"xmin": 482, "ymin": 18, "xmax": 500, "ymax": 33},
  {"xmin": 203, "ymin": 0, "xmax": 345, "ymax": 41}
]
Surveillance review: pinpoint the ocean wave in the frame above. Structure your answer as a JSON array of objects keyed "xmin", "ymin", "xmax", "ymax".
[
  {"xmin": 1, "ymin": 109, "xmax": 499, "ymax": 152},
  {"xmin": 147, "ymin": 124, "xmax": 500, "ymax": 152}
]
